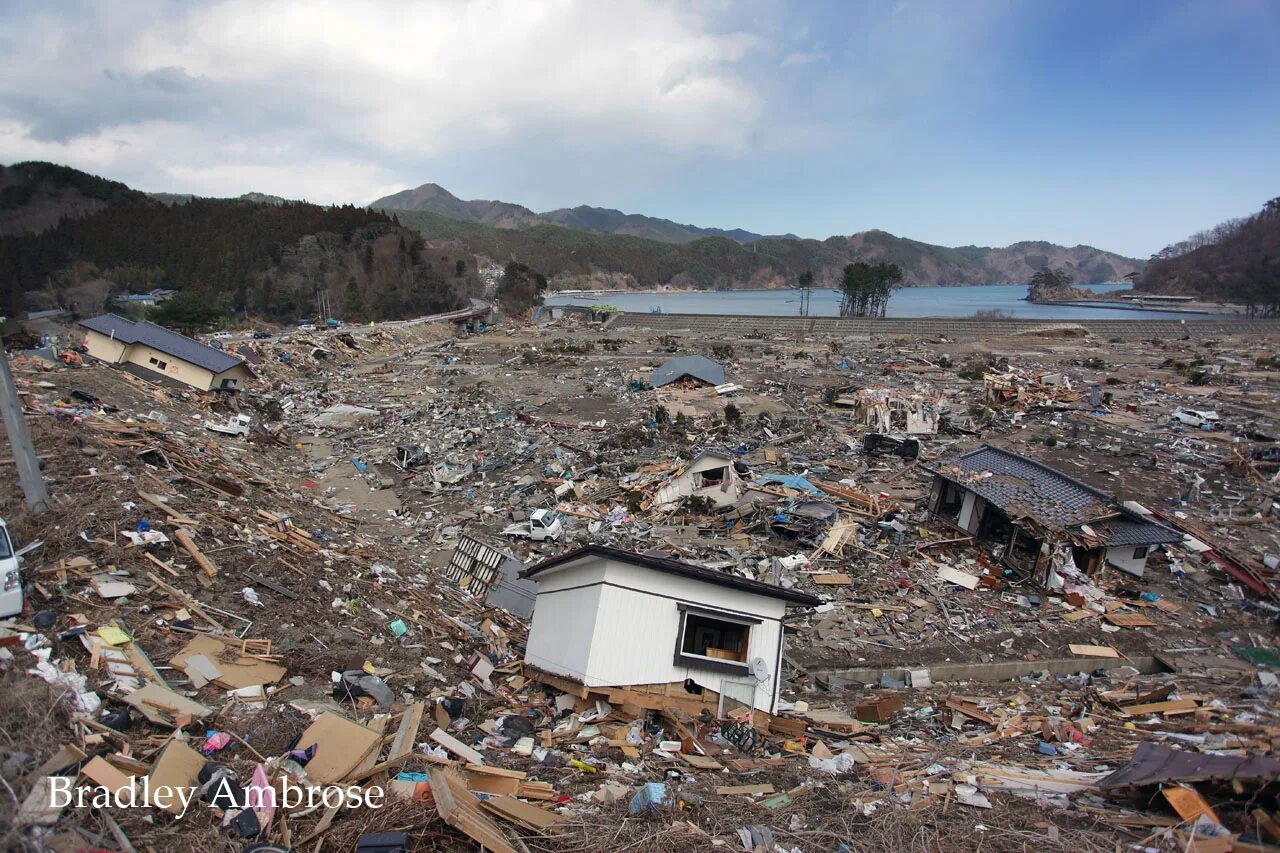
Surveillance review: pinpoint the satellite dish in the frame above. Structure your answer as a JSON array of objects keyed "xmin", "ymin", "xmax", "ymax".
[{"xmin": 749, "ymin": 657, "xmax": 770, "ymax": 683}]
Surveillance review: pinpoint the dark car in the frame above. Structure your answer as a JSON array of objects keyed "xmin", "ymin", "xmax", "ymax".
[{"xmin": 252, "ymin": 331, "xmax": 272, "ymax": 339}]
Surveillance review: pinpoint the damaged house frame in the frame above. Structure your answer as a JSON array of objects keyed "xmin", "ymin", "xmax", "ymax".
[
  {"xmin": 927, "ymin": 445, "xmax": 1182, "ymax": 585},
  {"xmin": 652, "ymin": 449, "xmax": 746, "ymax": 510}
]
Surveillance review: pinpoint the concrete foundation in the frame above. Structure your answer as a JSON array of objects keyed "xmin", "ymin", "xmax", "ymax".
[{"xmin": 813, "ymin": 654, "xmax": 1167, "ymax": 688}]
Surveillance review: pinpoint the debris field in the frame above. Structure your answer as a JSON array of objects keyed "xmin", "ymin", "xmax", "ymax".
[{"xmin": 1, "ymin": 312, "xmax": 1278, "ymax": 853}]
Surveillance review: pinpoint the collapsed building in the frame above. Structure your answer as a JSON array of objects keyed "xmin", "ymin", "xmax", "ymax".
[
  {"xmin": 648, "ymin": 354, "xmax": 725, "ymax": 389},
  {"xmin": 928, "ymin": 444, "xmax": 1184, "ymax": 585},
  {"xmin": 833, "ymin": 387, "xmax": 945, "ymax": 434},
  {"xmin": 652, "ymin": 449, "xmax": 745, "ymax": 510}
]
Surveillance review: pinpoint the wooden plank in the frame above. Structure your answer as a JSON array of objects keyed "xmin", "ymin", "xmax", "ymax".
[
  {"xmin": 522, "ymin": 663, "xmax": 590, "ymax": 698},
  {"xmin": 678, "ymin": 752, "xmax": 724, "ymax": 770},
  {"xmin": 1105, "ymin": 612, "xmax": 1157, "ymax": 628},
  {"xmin": 716, "ymin": 784, "xmax": 775, "ymax": 796},
  {"xmin": 1164, "ymin": 785, "xmax": 1222, "ymax": 825},
  {"xmin": 429, "ymin": 768, "xmax": 517, "ymax": 853},
  {"xmin": 1120, "ymin": 699, "xmax": 1199, "ymax": 717},
  {"xmin": 296, "ymin": 713, "xmax": 383, "ymax": 784},
  {"xmin": 1062, "ymin": 609, "xmax": 1098, "ymax": 622},
  {"xmin": 242, "ymin": 571, "xmax": 298, "ymax": 600},
  {"xmin": 946, "ymin": 698, "xmax": 997, "ymax": 727},
  {"xmin": 141, "ymin": 551, "xmax": 182, "ymax": 580},
  {"xmin": 729, "ymin": 758, "xmax": 787, "ymax": 771},
  {"xmin": 348, "ymin": 704, "xmax": 424, "ymax": 782},
  {"xmin": 136, "ymin": 491, "xmax": 198, "ymax": 525},
  {"xmin": 479, "ymin": 795, "xmax": 566, "ymax": 834},
  {"xmin": 1253, "ymin": 809, "xmax": 1280, "ymax": 843},
  {"xmin": 1069, "ymin": 644, "xmax": 1119, "ymax": 658},
  {"xmin": 813, "ymin": 573, "xmax": 852, "ymax": 585},
  {"xmin": 173, "ymin": 528, "xmax": 218, "ymax": 578},
  {"xmin": 430, "ymin": 727, "xmax": 485, "ymax": 765}
]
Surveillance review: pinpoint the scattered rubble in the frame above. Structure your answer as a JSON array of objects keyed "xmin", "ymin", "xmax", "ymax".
[{"xmin": 1, "ymin": 312, "xmax": 1277, "ymax": 852}]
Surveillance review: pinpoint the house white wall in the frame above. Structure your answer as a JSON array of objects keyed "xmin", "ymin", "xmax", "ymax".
[
  {"xmin": 654, "ymin": 454, "xmax": 741, "ymax": 508},
  {"xmin": 523, "ymin": 554, "xmax": 788, "ymax": 712},
  {"xmin": 957, "ymin": 491, "xmax": 978, "ymax": 531},
  {"xmin": 1105, "ymin": 546, "xmax": 1149, "ymax": 578}
]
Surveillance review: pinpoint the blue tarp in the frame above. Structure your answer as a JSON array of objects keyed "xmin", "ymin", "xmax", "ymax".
[{"xmin": 754, "ymin": 473, "xmax": 823, "ymax": 495}]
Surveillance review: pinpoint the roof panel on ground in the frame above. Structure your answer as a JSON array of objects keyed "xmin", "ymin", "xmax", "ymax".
[{"xmin": 649, "ymin": 355, "xmax": 725, "ymax": 388}]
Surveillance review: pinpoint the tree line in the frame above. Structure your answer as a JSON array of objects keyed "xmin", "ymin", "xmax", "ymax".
[
  {"xmin": 0, "ymin": 197, "xmax": 471, "ymax": 322},
  {"xmin": 1137, "ymin": 197, "xmax": 1280, "ymax": 317}
]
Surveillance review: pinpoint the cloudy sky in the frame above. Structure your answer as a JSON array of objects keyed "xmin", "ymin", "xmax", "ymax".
[{"xmin": 2, "ymin": 0, "xmax": 1277, "ymax": 256}]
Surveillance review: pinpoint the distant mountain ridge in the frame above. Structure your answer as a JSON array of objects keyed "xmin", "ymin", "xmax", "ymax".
[
  {"xmin": 372, "ymin": 181, "xmax": 1140, "ymax": 288},
  {"xmin": 371, "ymin": 182, "xmax": 784, "ymax": 244}
]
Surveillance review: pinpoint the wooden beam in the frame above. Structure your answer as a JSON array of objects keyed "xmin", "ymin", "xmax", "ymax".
[{"xmin": 174, "ymin": 528, "xmax": 218, "ymax": 578}]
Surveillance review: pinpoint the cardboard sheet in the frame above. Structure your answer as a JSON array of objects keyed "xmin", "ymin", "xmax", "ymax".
[
  {"xmin": 123, "ymin": 682, "xmax": 212, "ymax": 724},
  {"xmin": 171, "ymin": 634, "xmax": 285, "ymax": 689},
  {"xmin": 296, "ymin": 713, "xmax": 384, "ymax": 784},
  {"xmin": 147, "ymin": 740, "xmax": 205, "ymax": 813}
]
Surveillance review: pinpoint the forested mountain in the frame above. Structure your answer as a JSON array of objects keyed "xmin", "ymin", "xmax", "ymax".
[
  {"xmin": 371, "ymin": 183, "xmax": 541, "ymax": 229},
  {"xmin": 371, "ymin": 183, "xmax": 776, "ymax": 243},
  {"xmin": 1135, "ymin": 197, "xmax": 1280, "ymax": 315},
  {"xmin": 376, "ymin": 182, "xmax": 1139, "ymax": 288},
  {"xmin": 1, "ymin": 162, "xmax": 148, "ymax": 236},
  {"xmin": 837, "ymin": 231, "xmax": 1139, "ymax": 285},
  {"xmin": 0, "ymin": 163, "xmax": 473, "ymax": 322},
  {"xmin": 392, "ymin": 208, "xmax": 1141, "ymax": 291}
]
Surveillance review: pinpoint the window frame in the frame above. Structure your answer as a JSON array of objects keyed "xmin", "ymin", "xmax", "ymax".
[
  {"xmin": 1132, "ymin": 545, "xmax": 1149, "ymax": 560},
  {"xmin": 672, "ymin": 603, "xmax": 759, "ymax": 675}
]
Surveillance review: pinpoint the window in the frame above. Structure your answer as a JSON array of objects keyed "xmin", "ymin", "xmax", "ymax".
[
  {"xmin": 148, "ymin": 357, "xmax": 167, "ymax": 370},
  {"xmin": 936, "ymin": 481, "xmax": 964, "ymax": 520},
  {"xmin": 673, "ymin": 605, "xmax": 758, "ymax": 674},
  {"xmin": 697, "ymin": 466, "xmax": 727, "ymax": 488},
  {"xmin": 1132, "ymin": 546, "xmax": 1149, "ymax": 560}
]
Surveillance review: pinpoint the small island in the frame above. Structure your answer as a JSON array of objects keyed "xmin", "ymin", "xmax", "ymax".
[{"xmin": 1024, "ymin": 265, "xmax": 1096, "ymax": 303}]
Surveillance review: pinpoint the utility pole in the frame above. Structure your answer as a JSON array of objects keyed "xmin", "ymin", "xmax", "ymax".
[{"xmin": 0, "ymin": 343, "xmax": 49, "ymax": 512}]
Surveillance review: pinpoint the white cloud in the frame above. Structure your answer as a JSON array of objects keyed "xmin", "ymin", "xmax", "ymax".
[{"xmin": 0, "ymin": 0, "xmax": 764, "ymax": 200}]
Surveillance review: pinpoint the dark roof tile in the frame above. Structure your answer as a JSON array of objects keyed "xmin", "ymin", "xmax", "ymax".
[
  {"xmin": 79, "ymin": 314, "xmax": 244, "ymax": 374},
  {"xmin": 521, "ymin": 544, "xmax": 819, "ymax": 606}
]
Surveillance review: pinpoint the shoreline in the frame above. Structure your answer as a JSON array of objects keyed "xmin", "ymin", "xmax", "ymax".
[{"xmin": 550, "ymin": 282, "xmax": 1135, "ymax": 297}]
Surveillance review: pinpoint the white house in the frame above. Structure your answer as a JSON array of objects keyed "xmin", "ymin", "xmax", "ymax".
[
  {"xmin": 521, "ymin": 546, "xmax": 819, "ymax": 715},
  {"xmin": 652, "ymin": 450, "xmax": 744, "ymax": 510}
]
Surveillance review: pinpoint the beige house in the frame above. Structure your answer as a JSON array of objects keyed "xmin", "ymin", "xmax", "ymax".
[{"xmin": 78, "ymin": 314, "xmax": 253, "ymax": 391}]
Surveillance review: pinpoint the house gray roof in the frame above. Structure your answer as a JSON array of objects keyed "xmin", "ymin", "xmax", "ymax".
[
  {"xmin": 1091, "ymin": 518, "xmax": 1183, "ymax": 547},
  {"xmin": 522, "ymin": 545, "xmax": 820, "ymax": 606},
  {"xmin": 649, "ymin": 355, "xmax": 725, "ymax": 388},
  {"xmin": 932, "ymin": 445, "xmax": 1180, "ymax": 545},
  {"xmin": 79, "ymin": 314, "xmax": 245, "ymax": 375}
]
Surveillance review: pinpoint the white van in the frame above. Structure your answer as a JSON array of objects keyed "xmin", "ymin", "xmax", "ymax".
[{"xmin": 0, "ymin": 518, "xmax": 21, "ymax": 618}]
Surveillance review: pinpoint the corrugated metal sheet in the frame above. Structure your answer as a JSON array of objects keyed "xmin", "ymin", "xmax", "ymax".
[{"xmin": 1097, "ymin": 741, "xmax": 1280, "ymax": 788}]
